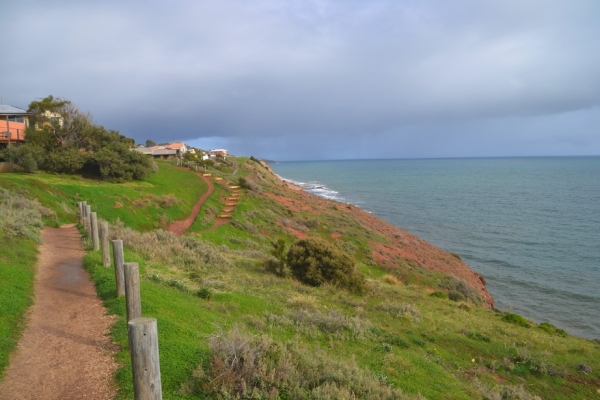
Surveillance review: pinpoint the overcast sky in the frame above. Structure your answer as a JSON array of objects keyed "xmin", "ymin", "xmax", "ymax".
[{"xmin": 2, "ymin": 0, "xmax": 599, "ymax": 160}]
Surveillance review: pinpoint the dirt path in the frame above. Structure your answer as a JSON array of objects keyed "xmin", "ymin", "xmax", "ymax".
[
  {"xmin": 166, "ymin": 169, "xmax": 240, "ymax": 235},
  {"xmin": 166, "ymin": 172, "xmax": 215, "ymax": 235},
  {"xmin": 0, "ymin": 225, "xmax": 118, "ymax": 400}
]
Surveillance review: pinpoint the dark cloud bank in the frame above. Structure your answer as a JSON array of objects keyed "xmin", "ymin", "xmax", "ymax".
[{"xmin": 2, "ymin": 0, "xmax": 599, "ymax": 160}]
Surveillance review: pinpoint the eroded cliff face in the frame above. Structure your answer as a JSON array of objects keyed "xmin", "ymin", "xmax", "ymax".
[{"xmin": 258, "ymin": 165, "xmax": 494, "ymax": 308}]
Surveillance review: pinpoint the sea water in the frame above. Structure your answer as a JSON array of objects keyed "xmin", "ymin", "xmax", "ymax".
[{"xmin": 270, "ymin": 157, "xmax": 600, "ymax": 339}]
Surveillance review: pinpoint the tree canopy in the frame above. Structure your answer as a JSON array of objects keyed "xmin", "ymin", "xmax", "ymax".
[{"xmin": 1, "ymin": 96, "xmax": 151, "ymax": 181}]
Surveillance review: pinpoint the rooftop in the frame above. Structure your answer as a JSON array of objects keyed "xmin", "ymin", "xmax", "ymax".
[{"xmin": 0, "ymin": 105, "xmax": 29, "ymax": 116}]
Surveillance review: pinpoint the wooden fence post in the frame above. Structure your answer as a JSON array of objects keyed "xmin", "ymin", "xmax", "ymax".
[
  {"xmin": 85, "ymin": 204, "xmax": 92, "ymax": 234},
  {"xmin": 124, "ymin": 262, "xmax": 142, "ymax": 321},
  {"xmin": 128, "ymin": 317, "xmax": 162, "ymax": 400},
  {"xmin": 77, "ymin": 202, "xmax": 83, "ymax": 224},
  {"xmin": 100, "ymin": 221, "xmax": 111, "ymax": 267},
  {"xmin": 112, "ymin": 240, "xmax": 125, "ymax": 297},
  {"xmin": 90, "ymin": 212, "xmax": 100, "ymax": 251}
]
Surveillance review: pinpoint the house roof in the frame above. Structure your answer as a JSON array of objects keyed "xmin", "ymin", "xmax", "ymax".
[
  {"xmin": 165, "ymin": 142, "xmax": 184, "ymax": 149},
  {"xmin": 152, "ymin": 149, "xmax": 178, "ymax": 155},
  {"xmin": 0, "ymin": 105, "xmax": 29, "ymax": 116},
  {"xmin": 133, "ymin": 147, "xmax": 154, "ymax": 154}
]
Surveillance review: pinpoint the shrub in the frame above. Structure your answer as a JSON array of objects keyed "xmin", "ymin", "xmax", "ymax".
[
  {"xmin": 465, "ymin": 331, "xmax": 491, "ymax": 342},
  {"xmin": 442, "ymin": 275, "xmax": 482, "ymax": 305},
  {"xmin": 430, "ymin": 291, "xmax": 447, "ymax": 299},
  {"xmin": 381, "ymin": 333, "xmax": 410, "ymax": 348},
  {"xmin": 166, "ymin": 279, "xmax": 187, "ymax": 291},
  {"xmin": 383, "ymin": 274, "xmax": 400, "ymax": 285},
  {"xmin": 501, "ymin": 313, "xmax": 531, "ymax": 328},
  {"xmin": 109, "ymin": 220, "xmax": 232, "ymax": 275},
  {"xmin": 538, "ymin": 322, "xmax": 568, "ymax": 337},
  {"xmin": 265, "ymin": 237, "xmax": 288, "ymax": 277},
  {"xmin": 448, "ymin": 290, "xmax": 465, "ymax": 302},
  {"xmin": 238, "ymin": 176, "xmax": 261, "ymax": 192},
  {"xmin": 286, "ymin": 294, "xmax": 318, "ymax": 310},
  {"xmin": 287, "ymin": 237, "xmax": 366, "ymax": 294},
  {"xmin": 336, "ymin": 240, "xmax": 358, "ymax": 256},
  {"xmin": 196, "ymin": 287, "xmax": 212, "ymax": 300},
  {"xmin": 378, "ymin": 301, "xmax": 422, "ymax": 322},
  {"xmin": 0, "ymin": 188, "xmax": 56, "ymax": 242},
  {"xmin": 184, "ymin": 327, "xmax": 416, "ymax": 399},
  {"xmin": 450, "ymin": 252, "xmax": 462, "ymax": 260},
  {"xmin": 476, "ymin": 382, "xmax": 542, "ymax": 400},
  {"xmin": 0, "ymin": 144, "xmax": 44, "ymax": 172}
]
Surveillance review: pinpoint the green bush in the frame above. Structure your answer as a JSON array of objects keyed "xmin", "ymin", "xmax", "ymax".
[
  {"xmin": 0, "ymin": 188, "xmax": 56, "ymax": 242},
  {"xmin": 465, "ymin": 331, "xmax": 491, "ymax": 342},
  {"xmin": 196, "ymin": 287, "xmax": 212, "ymax": 300},
  {"xmin": 448, "ymin": 290, "xmax": 465, "ymax": 302},
  {"xmin": 501, "ymin": 313, "xmax": 531, "ymax": 328},
  {"xmin": 538, "ymin": 322, "xmax": 568, "ymax": 337},
  {"xmin": 265, "ymin": 237, "xmax": 288, "ymax": 277},
  {"xmin": 287, "ymin": 237, "xmax": 366, "ymax": 294},
  {"xmin": 442, "ymin": 275, "xmax": 482, "ymax": 305},
  {"xmin": 238, "ymin": 176, "xmax": 261, "ymax": 192},
  {"xmin": 430, "ymin": 291, "xmax": 448, "ymax": 299}
]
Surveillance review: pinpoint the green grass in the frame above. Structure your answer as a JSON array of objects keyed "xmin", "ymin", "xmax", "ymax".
[
  {"xmin": 0, "ymin": 161, "xmax": 207, "ymax": 231},
  {"xmin": 3, "ymin": 158, "xmax": 600, "ymax": 399},
  {"xmin": 0, "ymin": 232, "xmax": 38, "ymax": 379},
  {"xmin": 83, "ymin": 237, "xmax": 600, "ymax": 399}
]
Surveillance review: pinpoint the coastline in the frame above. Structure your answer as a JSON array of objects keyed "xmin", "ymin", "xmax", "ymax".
[
  {"xmin": 269, "ymin": 172, "xmax": 495, "ymax": 308},
  {"xmin": 268, "ymin": 158, "xmax": 600, "ymax": 340}
]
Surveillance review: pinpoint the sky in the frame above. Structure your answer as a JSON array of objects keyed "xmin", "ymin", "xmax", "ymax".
[{"xmin": 2, "ymin": 0, "xmax": 599, "ymax": 161}]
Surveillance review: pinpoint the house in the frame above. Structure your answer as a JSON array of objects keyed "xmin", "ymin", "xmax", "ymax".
[
  {"xmin": 0, "ymin": 105, "xmax": 30, "ymax": 147},
  {"xmin": 132, "ymin": 142, "xmax": 184, "ymax": 159},
  {"xmin": 165, "ymin": 142, "xmax": 187, "ymax": 154},
  {"xmin": 206, "ymin": 149, "xmax": 228, "ymax": 158}
]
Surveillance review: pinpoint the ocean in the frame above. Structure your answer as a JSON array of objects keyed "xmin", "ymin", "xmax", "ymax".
[{"xmin": 270, "ymin": 157, "xmax": 600, "ymax": 339}]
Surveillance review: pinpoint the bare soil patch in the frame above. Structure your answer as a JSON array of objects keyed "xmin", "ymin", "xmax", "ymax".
[{"xmin": 0, "ymin": 225, "xmax": 118, "ymax": 400}]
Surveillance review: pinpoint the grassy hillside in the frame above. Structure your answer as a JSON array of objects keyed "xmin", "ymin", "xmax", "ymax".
[{"xmin": 1, "ymin": 159, "xmax": 599, "ymax": 399}]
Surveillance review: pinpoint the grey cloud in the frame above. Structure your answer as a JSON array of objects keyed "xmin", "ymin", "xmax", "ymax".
[{"xmin": 2, "ymin": 0, "xmax": 599, "ymax": 159}]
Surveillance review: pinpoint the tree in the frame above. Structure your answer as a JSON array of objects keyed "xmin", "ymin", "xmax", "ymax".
[
  {"xmin": 265, "ymin": 238, "xmax": 288, "ymax": 277},
  {"xmin": 18, "ymin": 95, "xmax": 152, "ymax": 180},
  {"xmin": 287, "ymin": 237, "xmax": 366, "ymax": 294},
  {"xmin": 27, "ymin": 96, "xmax": 93, "ymax": 148},
  {"xmin": 183, "ymin": 152, "xmax": 197, "ymax": 161},
  {"xmin": 145, "ymin": 139, "xmax": 156, "ymax": 147}
]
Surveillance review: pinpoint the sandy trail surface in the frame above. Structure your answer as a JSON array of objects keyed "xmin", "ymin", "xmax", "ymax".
[{"xmin": 0, "ymin": 225, "xmax": 118, "ymax": 400}]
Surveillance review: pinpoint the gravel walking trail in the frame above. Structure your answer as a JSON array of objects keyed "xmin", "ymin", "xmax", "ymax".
[{"xmin": 0, "ymin": 225, "xmax": 118, "ymax": 400}]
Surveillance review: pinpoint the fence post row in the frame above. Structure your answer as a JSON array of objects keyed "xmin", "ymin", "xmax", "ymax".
[
  {"xmin": 112, "ymin": 240, "xmax": 125, "ymax": 297},
  {"xmin": 78, "ymin": 207, "xmax": 162, "ymax": 399},
  {"xmin": 129, "ymin": 318, "xmax": 163, "ymax": 400},
  {"xmin": 100, "ymin": 221, "xmax": 111, "ymax": 267},
  {"xmin": 124, "ymin": 262, "xmax": 142, "ymax": 321}
]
